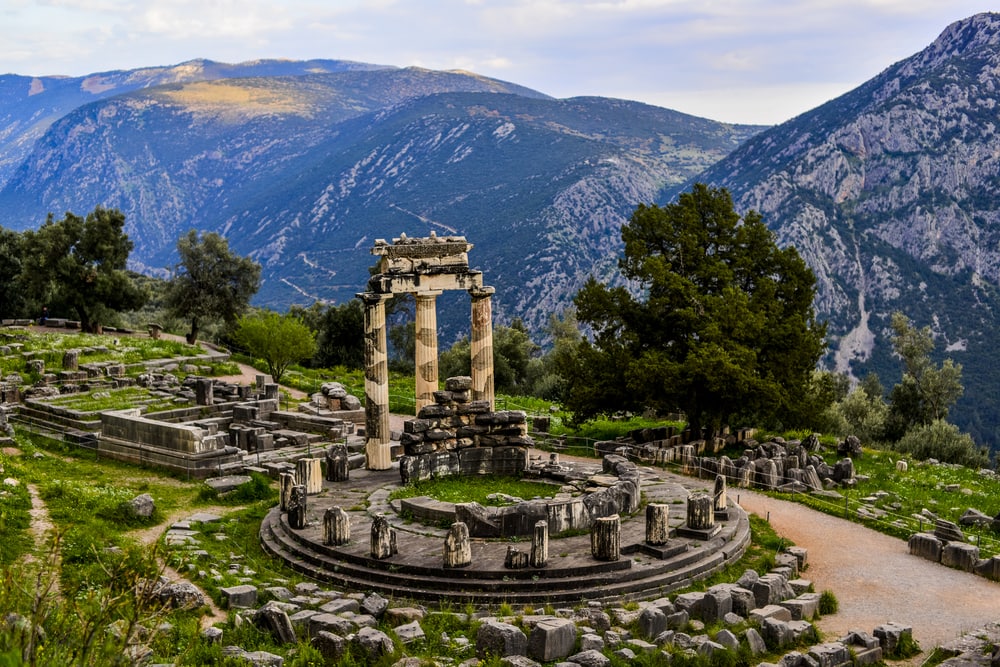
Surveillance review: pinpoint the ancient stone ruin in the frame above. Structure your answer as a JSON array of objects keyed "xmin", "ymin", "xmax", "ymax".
[{"xmin": 359, "ymin": 233, "xmax": 496, "ymax": 470}]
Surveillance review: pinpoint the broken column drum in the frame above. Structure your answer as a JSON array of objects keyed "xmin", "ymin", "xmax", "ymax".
[
  {"xmin": 687, "ymin": 493, "xmax": 715, "ymax": 530},
  {"xmin": 591, "ymin": 514, "xmax": 621, "ymax": 562},
  {"xmin": 324, "ymin": 507, "xmax": 351, "ymax": 546},
  {"xmin": 278, "ymin": 472, "xmax": 295, "ymax": 512},
  {"xmin": 360, "ymin": 233, "xmax": 496, "ymax": 469},
  {"xmin": 444, "ymin": 522, "xmax": 472, "ymax": 568},
  {"xmin": 325, "ymin": 443, "xmax": 350, "ymax": 482},
  {"xmin": 645, "ymin": 503, "xmax": 671, "ymax": 545},
  {"xmin": 287, "ymin": 485, "xmax": 307, "ymax": 530},
  {"xmin": 296, "ymin": 458, "xmax": 323, "ymax": 495},
  {"xmin": 531, "ymin": 520, "xmax": 549, "ymax": 568},
  {"xmin": 370, "ymin": 513, "xmax": 398, "ymax": 560}
]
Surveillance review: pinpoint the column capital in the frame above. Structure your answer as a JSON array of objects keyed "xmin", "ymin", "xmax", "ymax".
[
  {"xmin": 469, "ymin": 285, "xmax": 495, "ymax": 298},
  {"xmin": 357, "ymin": 291, "xmax": 392, "ymax": 305},
  {"xmin": 414, "ymin": 290, "xmax": 444, "ymax": 299}
]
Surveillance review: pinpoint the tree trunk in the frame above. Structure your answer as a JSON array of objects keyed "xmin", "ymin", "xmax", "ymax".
[{"xmin": 186, "ymin": 317, "xmax": 199, "ymax": 345}]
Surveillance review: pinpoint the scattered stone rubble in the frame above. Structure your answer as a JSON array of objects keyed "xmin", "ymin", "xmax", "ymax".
[{"xmin": 160, "ymin": 515, "xmax": 901, "ymax": 667}]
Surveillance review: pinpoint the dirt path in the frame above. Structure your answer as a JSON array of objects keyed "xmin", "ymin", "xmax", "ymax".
[
  {"xmin": 21, "ymin": 483, "xmax": 61, "ymax": 597},
  {"xmin": 737, "ymin": 489, "xmax": 1000, "ymax": 658},
  {"xmin": 131, "ymin": 505, "xmax": 230, "ymax": 630}
]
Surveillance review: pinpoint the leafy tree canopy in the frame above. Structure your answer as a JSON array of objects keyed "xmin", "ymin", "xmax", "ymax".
[
  {"xmin": 884, "ymin": 311, "xmax": 964, "ymax": 440},
  {"xmin": 21, "ymin": 207, "xmax": 147, "ymax": 332},
  {"xmin": 562, "ymin": 183, "xmax": 827, "ymax": 435},
  {"xmin": 234, "ymin": 310, "xmax": 316, "ymax": 384},
  {"xmin": 165, "ymin": 230, "xmax": 261, "ymax": 344}
]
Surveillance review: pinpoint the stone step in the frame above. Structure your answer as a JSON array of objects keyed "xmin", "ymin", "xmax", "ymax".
[{"xmin": 259, "ymin": 505, "xmax": 752, "ymax": 605}]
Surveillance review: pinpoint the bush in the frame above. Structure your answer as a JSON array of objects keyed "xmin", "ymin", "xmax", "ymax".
[
  {"xmin": 819, "ymin": 589, "xmax": 838, "ymax": 615},
  {"xmin": 894, "ymin": 419, "xmax": 990, "ymax": 467}
]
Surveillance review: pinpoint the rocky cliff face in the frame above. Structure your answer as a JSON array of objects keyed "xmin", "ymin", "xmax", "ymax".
[{"xmin": 696, "ymin": 12, "xmax": 1000, "ymax": 444}]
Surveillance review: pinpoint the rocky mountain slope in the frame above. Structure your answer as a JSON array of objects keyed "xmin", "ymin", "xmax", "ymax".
[
  {"xmin": 694, "ymin": 12, "xmax": 1000, "ymax": 445},
  {"xmin": 0, "ymin": 63, "xmax": 759, "ymax": 342}
]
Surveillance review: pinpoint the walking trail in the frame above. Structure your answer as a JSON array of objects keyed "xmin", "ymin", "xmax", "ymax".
[{"xmin": 737, "ymin": 489, "xmax": 1000, "ymax": 657}]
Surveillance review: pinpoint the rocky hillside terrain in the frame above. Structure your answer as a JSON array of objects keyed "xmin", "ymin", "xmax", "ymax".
[
  {"xmin": 694, "ymin": 12, "xmax": 1000, "ymax": 445},
  {"xmin": 0, "ymin": 62, "xmax": 759, "ymax": 342}
]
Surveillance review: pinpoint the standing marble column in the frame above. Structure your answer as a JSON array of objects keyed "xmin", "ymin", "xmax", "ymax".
[
  {"xmin": 414, "ymin": 291, "xmax": 442, "ymax": 413},
  {"xmin": 469, "ymin": 286, "xmax": 496, "ymax": 409},
  {"xmin": 360, "ymin": 292, "xmax": 392, "ymax": 470}
]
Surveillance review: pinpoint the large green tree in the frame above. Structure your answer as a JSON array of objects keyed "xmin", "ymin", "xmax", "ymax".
[
  {"xmin": 21, "ymin": 207, "xmax": 147, "ymax": 333},
  {"xmin": 563, "ymin": 184, "xmax": 827, "ymax": 435},
  {"xmin": 165, "ymin": 230, "xmax": 261, "ymax": 344},
  {"xmin": 234, "ymin": 310, "xmax": 316, "ymax": 383}
]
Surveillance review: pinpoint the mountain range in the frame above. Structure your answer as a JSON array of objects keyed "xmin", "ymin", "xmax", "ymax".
[{"xmin": 0, "ymin": 14, "xmax": 998, "ymax": 446}]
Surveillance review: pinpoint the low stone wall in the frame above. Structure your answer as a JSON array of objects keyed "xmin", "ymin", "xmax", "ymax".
[
  {"xmin": 98, "ymin": 408, "xmax": 240, "ymax": 477},
  {"xmin": 399, "ymin": 377, "xmax": 533, "ymax": 484}
]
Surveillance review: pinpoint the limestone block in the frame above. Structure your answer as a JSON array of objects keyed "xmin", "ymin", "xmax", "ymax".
[
  {"xmin": 547, "ymin": 498, "xmax": 590, "ymax": 534},
  {"xmin": 638, "ymin": 607, "xmax": 667, "ymax": 640},
  {"xmin": 808, "ymin": 641, "xmax": 852, "ymax": 667},
  {"xmin": 477, "ymin": 620, "xmax": 527, "ymax": 658},
  {"xmin": 873, "ymin": 622, "xmax": 912, "ymax": 657},
  {"xmin": 750, "ymin": 605, "xmax": 792, "ymax": 625},
  {"xmin": 761, "ymin": 617, "xmax": 794, "ymax": 650},
  {"xmin": 745, "ymin": 627, "xmax": 767, "ymax": 655},
  {"xmin": 934, "ymin": 518, "xmax": 966, "ymax": 543},
  {"xmin": 220, "ymin": 584, "xmax": 258, "ymax": 608},
  {"xmin": 528, "ymin": 617, "xmax": 576, "ymax": 662},
  {"xmin": 702, "ymin": 587, "xmax": 733, "ymax": 622},
  {"xmin": 254, "ymin": 602, "xmax": 296, "ymax": 644},
  {"xmin": 311, "ymin": 631, "xmax": 346, "ymax": 662},
  {"xmin": 780, "ymin": 593, "xmax": 820, "ymax": 621},
  {"xmin": 352, "ymin": 627, "xmax": 395, "ymax": 661},
  {"xmin": 941, "ymin": 542, "xmax": 979, "ymax": 571},
  {"xmin": 673, "ymin": 592, "xmax": 705, "ymax": 619},
  {"xmin": 395, "ymin": 620, "xmax": 425, "ymax": 644},
  {"xmin": 309, "ymin": 613, "xmax": 353, "ymax": 637},
  {"xmin": 908, "ymin": 532, "xmax": 943, "ymax": 562}
]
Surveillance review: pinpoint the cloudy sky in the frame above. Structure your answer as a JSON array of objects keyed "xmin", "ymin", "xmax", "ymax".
[{"xmin": 0, "ymin": 1, "xmax": 994, "ymax": 125}]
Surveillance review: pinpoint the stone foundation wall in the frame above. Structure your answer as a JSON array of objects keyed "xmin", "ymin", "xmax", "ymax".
[
  {"xmin": 399, "ymin": 377, "xmax": 532, "ymax": 484},
  {"xmin": 101, "ymin": 408, "xmax": 228, "ymax": 455}
]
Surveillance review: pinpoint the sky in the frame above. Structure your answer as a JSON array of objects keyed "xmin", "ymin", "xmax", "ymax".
[{"xmin": 0, "ymin": 1, "xmax": 995, "ymax": 125}]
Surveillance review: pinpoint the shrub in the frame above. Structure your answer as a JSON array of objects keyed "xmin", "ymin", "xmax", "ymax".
[
  {"xmin": 819, "ymin": 589, "xmax": 838, "ymax": 614},
  {"xmin": 894, "ymin": 419, "xmax": 989, "ymax": 468}
]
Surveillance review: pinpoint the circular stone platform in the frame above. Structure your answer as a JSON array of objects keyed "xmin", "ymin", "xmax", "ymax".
[{"xmin": 260, "ymin": 459, "xmax": 751, "ymax": 606}]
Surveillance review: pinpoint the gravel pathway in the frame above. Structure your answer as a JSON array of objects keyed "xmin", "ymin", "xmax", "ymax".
[{"xmin": 736, "ymin": 489, "xmax": 1000, "ymax": 655}]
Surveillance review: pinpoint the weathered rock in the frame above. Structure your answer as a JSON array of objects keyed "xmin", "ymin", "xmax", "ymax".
[
  {"xmin": 566, "ymin": 649, "xmax": 612, "ymax": 667},
  {"xmin": 361, "ymin": 592, "xmax": 389, "ymax": 619},
  {"xmin": 220, "ymin": 584, "xmax": 258, "ymax": 608},
  {"xmin": 157, "ymin": 581, "xmax": 205, "ymax": 610},
  {"xmin": 908, "ymin": 532, "xmax": 943, "ymax": 562},
  {"xmin": 395, "ymin": 620, "xmax": 425, "ymax": 644},
  {"xmin": 254, "ymin": 601, "xmax": 296, "ymax": 645},
  {"xmin": 935, "ymin": 519, "xmax": 966, "ymax": 543},
  {"xmin": 638, "ymin": 607, "xmax": 667, "ymax": 640},
  {"xmin": 745, "ymin": 627, "xmax": 767, "ymax": 655},
  {"xmin": 527, "ymin": 617, "xmax": 576, "ymax": 661},
  {"xmin": 370, "ymin": 513, "xmax": 397, "ymax": 559},
  {"xmin": 352, "ymin": 626, "xmax": 395, "ymax": 661},
  {"xmin": 310, "ymin": 631, "xmax": 346, "ymax": 662},
  {"xmin": 873, "ymin": 622, "xmax": 913, "ymax": 657},
  {"xmin": 287, "ymin": 485, "xmax": 307, "ymax": 529},
  {"xmin": 128, "ymin": 493, "xmax": 155, "ymax": 519},
  {"xmin": 942, "ymin": 542, "xmax": 980, "ymax": 571},
  {"xmin": 762, "ymin": 617, "xmax": 794, "ymax": 649},
  {"xmin": 477, "ymin": 620, "xmax": 527, "ymax": 658}
]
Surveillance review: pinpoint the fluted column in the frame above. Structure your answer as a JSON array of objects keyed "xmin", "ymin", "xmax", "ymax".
[
  {"xmin": 414, "ymin": 290, "xmax": 442, "ymax": 413},
  {"xmin": 469, "ymin": 286, "xmax": 495, "ymax": 409},
  {"xmin": 361, "ymin": 292, "xmax": 392, "ymax": 470}
]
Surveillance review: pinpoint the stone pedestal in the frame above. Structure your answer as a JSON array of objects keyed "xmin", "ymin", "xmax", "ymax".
[
  {"xmin": 677, "ymin": 492, "xmax": 721, "ymax": 540},
  {"xmin": 296, "ymin": 458, "xmax": 323, "ymax": 495},
  {"xmin": 531, "ymin": 520, "xmax": 548, "ymax": 568},
  {"xmin": 469, "ymin": 286, "xmax": 496, "ymax": 409},
  {"xmin": 361, "ymin": 292, "xmax": 392, "ymax": 470},
  {"xmin": 370, "ymin": 513, "xmax": 397, "ymax": 560},
  {"xmin": 646, "ymin": 503, "xmax": 671, "ymax": 545},
  {"xmin": 324, "ymin": 507, "xmax": 351, "ymax": 546},
  {"xmin": 326, "ymin": 443, "xmax": 349, "ymax": 482},
  {"xmin": 591, "ymin": 514, "xmax": 621, "ymax": 562},
  {"xmin": 279, "ymin": 472, "xmax": 295, "ymax": 511},
  {"xmin": 195, "ymin": 378, "xmax": 214, "ymax": 406},
  {"xmin": 414, "ymin": 291, "xmax": 441, "ymax": 413},
  {"xmin": 288, "ymin": 485, "xmax": 307, "ymax": 530},
  {"xmin": 444, "ymin": 522, "xmax": 472, "ymax": 568}
]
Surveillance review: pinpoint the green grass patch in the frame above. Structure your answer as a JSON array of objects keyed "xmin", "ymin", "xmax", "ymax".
[
  {"xmin": 388, "ymin": 475, "xmax": 560, "ymax": 506},
  {"xmin": 37, "ymin": 386, "xmax": 188, "ymax": 414}
]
